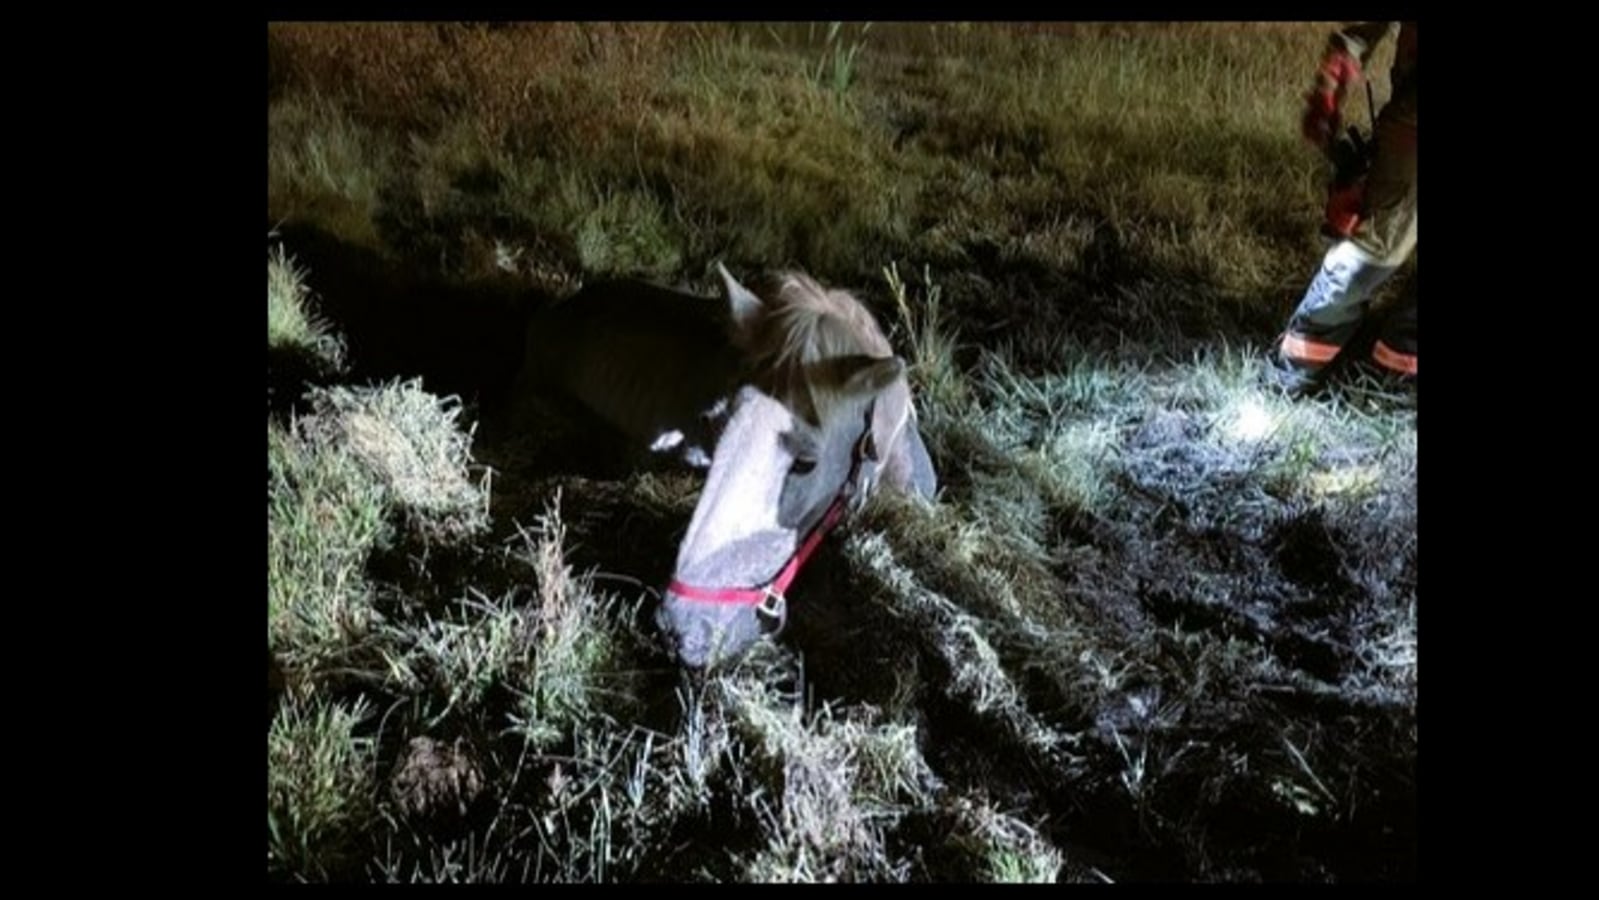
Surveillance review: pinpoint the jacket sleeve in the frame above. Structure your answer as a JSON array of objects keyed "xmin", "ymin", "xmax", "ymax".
[{"xmin": 1330, "ymin": 22, "xmax": 1397, "ymax": 70}]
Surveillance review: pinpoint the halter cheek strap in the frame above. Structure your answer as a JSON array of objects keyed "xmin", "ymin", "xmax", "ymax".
[
  {"xmin": 665, "ymin": 423, "xmax": 871, "ymax": 628},
  {"xmin": 666, "ymin": 497, "xmax": 847, "ymax": 629}
]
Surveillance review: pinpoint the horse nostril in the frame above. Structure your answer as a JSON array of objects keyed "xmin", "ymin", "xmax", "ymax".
[
  {"xmin": 677, "ymin": 640, "xmax": 709, "ymax": 669},
  {"xmin": 675, "ymin": 620, "xmax": 721, "ymax": 669}
]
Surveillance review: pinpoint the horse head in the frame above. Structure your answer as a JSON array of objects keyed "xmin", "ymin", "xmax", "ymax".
[{"xmin": 655, "ymin": 264, "xmax": 937, "ymax": 668}]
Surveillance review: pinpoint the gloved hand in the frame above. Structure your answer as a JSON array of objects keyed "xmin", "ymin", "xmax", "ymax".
[
  {"xmin": 1323, "ymin": 179, "xmax": 1365, "ymax": 239},
  {"xmin": 1301, "ymin": 47, "xmax": 1363, "ymax": 149}
]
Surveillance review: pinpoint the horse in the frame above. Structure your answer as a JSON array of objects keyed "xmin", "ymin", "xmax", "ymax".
[
  {"xmin": 516, "ymin": 263, "xmax": 938, "ymax": 668},
  {"xmin": 517, "ymin": 266, "xmax": 745, "ymax": 470}
]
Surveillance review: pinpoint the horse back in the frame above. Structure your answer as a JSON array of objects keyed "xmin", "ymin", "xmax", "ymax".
[{"xmin": 522, "ymin": 278, "xmax": 742, "ymax": 444}]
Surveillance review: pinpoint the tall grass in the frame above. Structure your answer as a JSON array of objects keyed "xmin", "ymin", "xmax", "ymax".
[
  {"xmin": 804, "ymin": 22, "xmax": 873, "ymax": 96},
  {"xmin": 268, "ymin": 243, "xmax": 345, "ymax": 373},
  {"xmin": 268, "ymin": 693, "xmax": 377, "ymax": 879},
  {"xmin": 268, "ymin": 415, "xmax": 390, "ymax": 672},
  {"xmin": 268, "ymin": 22, "xmax": 1352, "ymax": 300}
]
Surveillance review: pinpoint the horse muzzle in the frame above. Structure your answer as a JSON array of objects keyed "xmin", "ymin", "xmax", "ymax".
[{"xmin": 655, "ymin": 589, "xmax": 769, "ymax": 669}]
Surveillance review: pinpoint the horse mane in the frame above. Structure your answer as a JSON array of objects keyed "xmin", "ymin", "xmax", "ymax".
[{"xmin": 738, "ymin": 271, "xmax": 893, "ymax": 424}]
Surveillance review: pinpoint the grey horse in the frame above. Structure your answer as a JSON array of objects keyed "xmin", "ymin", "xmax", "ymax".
[{"xmin": 516, "ymin": 263, "xmax": 937, "ymax": 667}]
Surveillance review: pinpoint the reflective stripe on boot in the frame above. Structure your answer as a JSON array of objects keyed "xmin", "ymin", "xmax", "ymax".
[
  {"xmin": 1280, "ymin": 331, "xmax": 1342, "ymax": 365},
  {"xmin": 1372, "ymin": 340, "xmax": 1416, "ymax": 376},
  {"xmin": 1267, "ymin": 338, "xmax": 1329, "ymax": 396}
]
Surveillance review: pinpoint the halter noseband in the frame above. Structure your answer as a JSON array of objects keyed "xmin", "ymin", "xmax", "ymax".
[{"xmin": 665, "ymin": 419, "xmax": 873, "ymax": 631}]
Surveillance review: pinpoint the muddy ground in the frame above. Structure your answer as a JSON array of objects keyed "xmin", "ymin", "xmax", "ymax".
[{"xmin": 269, "ymin": 221, "xmax": 1415, "ymax": 882}]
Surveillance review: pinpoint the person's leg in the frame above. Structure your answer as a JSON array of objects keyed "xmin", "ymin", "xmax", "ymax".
[
  {"xmin": 1272, "ymin": 114, "xmax": 1416, "ymax": 391},
  {"xmin": 1373, "ymin": 286, "xmax": 1416, "ymax": 378},
  {"xmin": 1360, "ymin": 117, "xmax": 1418, "ymax": 380},
  {"xmin": 1271, "ymin": 240, "xmax": 1401, "ymax": 390}
]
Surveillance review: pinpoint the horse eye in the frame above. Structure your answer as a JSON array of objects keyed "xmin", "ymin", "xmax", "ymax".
[{"xmin": 791, "ymin": 457, "xmax": 817, "ymax": 476}]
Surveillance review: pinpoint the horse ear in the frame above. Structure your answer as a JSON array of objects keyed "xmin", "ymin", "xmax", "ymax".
[
  {"xmin": 841, "ymin": 355, "xmax": 906, "ymax": 398},
  {"xmin": 837, "ymin": 355, "xmax": 908, "ymax": 465},
  {"xmin": 717, "ymin": 262, "xmax": 764, "ymax": 334},
  {"xmin": 884, "ymin": 414, "xmax": 939, "ymax": 500},
  {"xmin": 868, "ymin": 380, "xmax": 938, "ymax": 500},
  {"xmin": 862, "ymin": 375, "xmax": 910, "ymax": 462}
]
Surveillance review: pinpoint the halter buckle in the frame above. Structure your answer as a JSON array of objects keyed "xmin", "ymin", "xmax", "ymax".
[{"xmin": 756, "ymin": 588, "xmax": 788, "ymax": 634}]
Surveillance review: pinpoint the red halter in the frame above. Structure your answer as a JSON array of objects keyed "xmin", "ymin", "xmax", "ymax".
[{"xmin": 665, "ymin": 425, "xmax": 870, "ymax": 624}]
